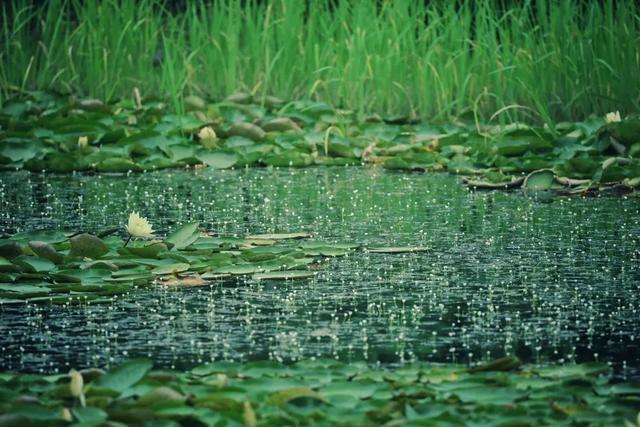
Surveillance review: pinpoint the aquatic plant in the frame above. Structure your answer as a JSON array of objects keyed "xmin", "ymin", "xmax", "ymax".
[
  {"xmin": 125, "ymin": 212, "xmax": 155, "ymax": 242},
  {"xmin": 0, "ymin": 357, "xmax": 638, "ymax": 426},
  {"xmin": 1, "ymin": 93, "xmax": 639, "ymax": 193},
  {"xmin": 1, "ymin": 0, "xmax": 638, "ymax": 122}
]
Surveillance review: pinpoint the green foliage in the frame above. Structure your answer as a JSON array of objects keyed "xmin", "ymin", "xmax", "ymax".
[
  {"xmin": 0, "ymin": 358, "xmax": 638, "ymax": 426},
  {"xmin": 2, "ymin": 93, "xmax": 640, "ymax": 192},
  {"xmin": 1, "ymin": 0, "xmax": 639, "ymax": 122},
  {"xmin": 0, "ymin": 224, "xmax": 423, "ymax": 304}
]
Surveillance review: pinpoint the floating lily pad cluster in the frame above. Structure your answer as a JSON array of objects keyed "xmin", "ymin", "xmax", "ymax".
[
  {"xmin": 0, "ymin": 222, "xmax": 428, "ymax": 305},
  {"xmin": 1, "ymin": 92, "xmax": 639, "ymax": 193},
  {"xmin": 0, "ymin": 357, "xmax": 638, "ymax": 426}
]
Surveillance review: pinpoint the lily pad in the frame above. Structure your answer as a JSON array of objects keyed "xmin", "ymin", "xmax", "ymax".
[
  {"xmin": 245, "ymin": 232, "xmax": 311, "ymax": 240},
  {"xmin": 96, "ymin": 158, "xmax": 142, "ymax": 173},
  {"xmin": 165, "ymin": 222, "xmax": 200, "ymax": 249},
  {"xmin": 0, "ymin": 241, "xmax": 23, "ymax": 259},
  {"xmin": 70, "ymin": 234, "xmax": 109, "ymax": 259},
  {"xmin": 0, "ymin": 283, "xmax": 52, "ymax": 297},
  {"xmin": 126, "ymin": 242, "xmax": 168, "ymax": 258},
  {"xmin": 72, "ymin": 407, "xmax": 108, "ymax": 425},
  {"xmin": 12, "ymin": 255, "xmax": 56, "ymax": 273},
  {"xmin": 151, "ymin": 263, "xmax": 190, "ymax": 275},
  {"xmin": 227, "ymin": 122, "xmax": 265, "ymax": 141},
  {"xmin": 197, "ymin": 151, "xmax": 238, "ymax": 169},
  {"xmin": 28, "ymin": 241, "xmax": 64, "ymax": 264},
  {"xmin": 365, "ymin": 246, "xmax": 429, "ymax": 254},
  {"xmin": 523, "ymin": 169, "xmax": 556, "ymax": 190},
  {"xmin": 532, "ymin": 363, "xmax": 609, "ymax": 379},
  {"xmin": 92, "ymin": 359, "xmax": 153, "ymax": 393},
  {"xmin": 252, "ymin": 270, "xmax": 315, "ymax": 280},
  {"xmin": 268, "ymin": 387, "xmax": 326, "ymax": 407}
]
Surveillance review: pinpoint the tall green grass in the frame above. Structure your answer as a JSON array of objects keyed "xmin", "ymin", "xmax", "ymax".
[{"xmin": 1, "ymin": 0, "xmax": 638, "ymax": 123}]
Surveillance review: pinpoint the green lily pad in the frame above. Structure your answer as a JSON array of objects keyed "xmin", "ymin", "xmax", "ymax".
[
  {"xmin": 165, "ymin": 222, "xmax": 200, "ymax": 249},
  {"xmin": 0, "ymin": 283, "xmax": 51, "ymax": 297},
  {"xmin": 92, "ymin": 358, "xmax": 153, "ymax": 393},
  {"xmin": 532, "ymin": 363, "xmax": 609, "ymax": 379},
  {"xmin": 95, "ymin": 157, "xmax": 142, "ymax": 173},
  {"xmin": 0, "ymin": 140, "xmax": 41, "ymax": 163},
  {"xmin": 322, "ymin": 381, "xmax": 380, "ymax": 399},
  {"xmin": 0, "ymin": 241, "xmax": 23, "ymax": 259},
  {"xmin": 70, "ymin": 234, "xmax": 109, "ymax": 259},
  {"xmin": 126, "ymin": 242, "xmax": 168, "ymax": 258},
  {"xmin": 227, "ymin": 122, "xmax": 266, "ymax": 141},
  {"xmin": 151, "ymin": 263, "xmax": 190, "ymax": 275},
  {"xmin": 28, "ymin": 241, "xmax": 64, "ymax": 264},
  {"xmin": 12, "ymin": 255, "xmax": 57, "ymax": 273},
  {"xmin": 241, "ymin": 246, "xmax": 296, "ymax": 262},
  {"xmin": 523, "ymin": 169, "xmax": 556, "ymax": 190},
  {"xmin": 268, "ymin": 387, "xmax": 327, "ymax": 407},
  {"xmin": 72, "ymin": 407, "xmax": 108, "ymax": 425},
  {"xmin": 197, "ymin": 151, "xmax": 238, "ymax": 169},
  {"xmin": 262, "ymin": 117, "xmax": 302, "ymax": 133},
  {"xmin": 216, "ymin": 264, "xmax": 266, "ymax": 275},
  {"xmin": 252, "ymin": 270, "xmax": 315, "ymax": 280},
  {"xmin": 245, "ymin": 232, "xmax": 311, "ymax": 240},
  {"xmin": 0, "ymin": 256, "xmax": 19, "ymax": 272},
  {"xmin": 365, "ymin": 246, "xmax": 429, "ymax": 254},
  {"xmin": 453, "ymin": 385, "xmax": 526, "ymax": 405},
  {"xmin": 264, "ymin": 151, "xmax": 314, "ymax": 167},
  {"xmin": 494, "ymin": 137, "xmax": 553, "ymax": 156}
]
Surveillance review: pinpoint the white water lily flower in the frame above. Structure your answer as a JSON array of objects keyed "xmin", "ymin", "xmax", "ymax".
[
  {"xmin": 60, "ymin": 408, "xmax": 73, "ymax": 422},
  {"xmin": 126, "ymin": 212, "xmax": 154, "ymax": 239},
  {"xmin": 198, "ymin": 126, "xmax": 217, "ymax": 141},
  {"xmin": 78, "ymin": 136, "xmax": 88, "ymax": 148},
  {"xmin": 69, "ymin": 369, "xmax": 85, "ymax": 407},
  {"xmin": 605, "ymin": 111, "xmax": 621, "ymax": 123}
]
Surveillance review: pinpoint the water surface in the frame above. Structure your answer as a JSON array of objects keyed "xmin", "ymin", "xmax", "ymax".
[{"xmin": 0, "ymin": 168, "xmax": 638, "ymax": 376}]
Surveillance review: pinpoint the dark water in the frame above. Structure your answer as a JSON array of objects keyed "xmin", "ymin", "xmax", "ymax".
[{"xmin": 0, "ymin": 168, "xmax": 639, "ymax": 377}]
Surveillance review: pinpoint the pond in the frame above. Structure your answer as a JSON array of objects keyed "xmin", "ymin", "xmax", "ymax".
[{"xmin": 1, "ymin": 167, "xmax": 639, "ymax": 378}]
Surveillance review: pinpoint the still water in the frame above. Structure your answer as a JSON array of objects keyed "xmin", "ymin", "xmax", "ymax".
[{"xmin": 0, "ymin": 168, "xmax": 639, "ymax": 375}]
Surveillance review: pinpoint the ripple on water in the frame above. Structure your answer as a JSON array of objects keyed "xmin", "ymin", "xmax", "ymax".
[{"xmin": 0, "ymin": 168, "xmax": 639, "ymax": 377}]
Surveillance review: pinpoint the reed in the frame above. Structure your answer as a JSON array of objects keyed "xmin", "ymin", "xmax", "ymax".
[{"xmin": 1, "ymin": 0, "xmax": 638, "ymax": 123}]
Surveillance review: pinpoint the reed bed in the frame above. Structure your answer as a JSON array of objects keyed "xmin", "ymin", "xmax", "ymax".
[{"xmin": 1, "ymin": 0, "xmax": 638, "ymax": 123}]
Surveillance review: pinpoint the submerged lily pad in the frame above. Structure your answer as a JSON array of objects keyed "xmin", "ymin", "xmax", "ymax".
[
  {"xmin": 252, "ymin": 270, "xmax": 315, "ymax": 280},
  {"xmin": 245, "ymin": 232, "xmax": 311, "ymax": 240},
  {"xmin": 365, "ymin": 246, "xmax": 430, "ymax": 253}
]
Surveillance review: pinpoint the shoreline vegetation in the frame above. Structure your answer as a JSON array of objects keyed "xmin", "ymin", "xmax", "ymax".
[
  {"xmin": 1, "ymin": 0, "xmax": 639, "ymax": 123},
  {"xmin": 1, "ymin": 92, "xmax": 639, "ymax": 194},
  {"xmin": 1, "ymin": 0, "xmax": 639, "ymax": 192}
]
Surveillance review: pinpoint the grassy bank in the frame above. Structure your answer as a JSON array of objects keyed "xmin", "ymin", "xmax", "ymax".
[{"xmin": 1, "ymin": 0, "xmax": 639, "ymax": 124}]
